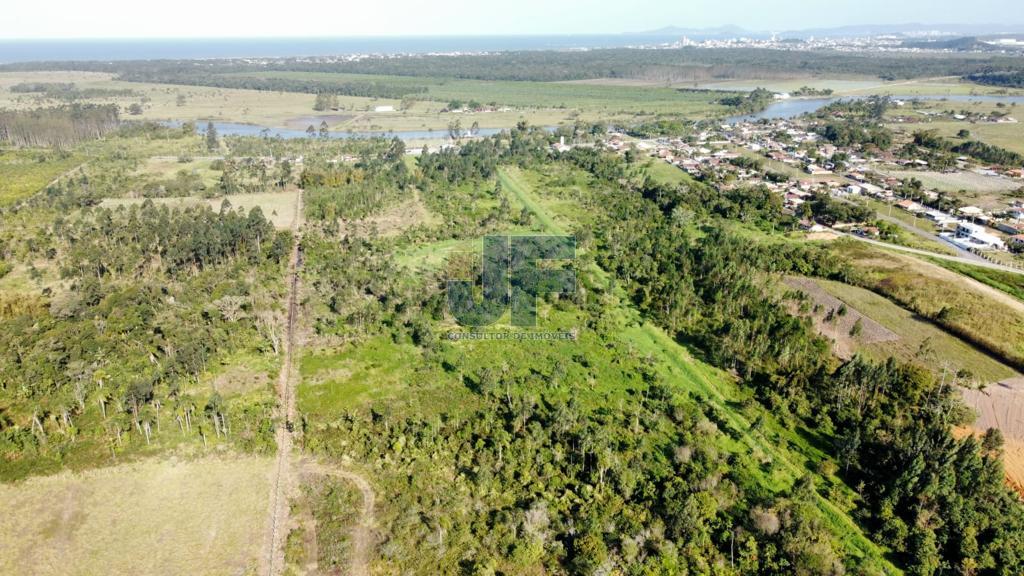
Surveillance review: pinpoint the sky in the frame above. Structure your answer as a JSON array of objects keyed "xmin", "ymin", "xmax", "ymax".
[{"xmin": 2, "ymin": 0, "xmax": 1024, "ymax": 39}]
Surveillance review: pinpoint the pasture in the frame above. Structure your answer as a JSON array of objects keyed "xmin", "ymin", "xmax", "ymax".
[
  {"xmin": 0, "ymin": 455, "xmax": 272, "ymax": 576},
  {"xmin": 904, "ymin": 119, "xmax": 1024, "ymax": 156},
  {"xmin": 811, "ymin": 277, "xmax": 1020, "ymax": 384},
  {"xmin": 0, "ymin": 148, "xmax": 81, "ymax": 206},
  {"xmin": 100, "ymin": 190, "xmax": 301, "ymax": 229}
]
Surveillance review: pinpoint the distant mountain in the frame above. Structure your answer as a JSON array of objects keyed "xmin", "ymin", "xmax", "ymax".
[{"xmin": 636, "ymin": 23, "xmax": 1024, "ymax": 40}]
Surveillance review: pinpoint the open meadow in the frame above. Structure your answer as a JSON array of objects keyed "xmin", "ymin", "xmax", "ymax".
[{"xmin": 0, "ymin": 455, "xmax": 273, "ymax": 576}]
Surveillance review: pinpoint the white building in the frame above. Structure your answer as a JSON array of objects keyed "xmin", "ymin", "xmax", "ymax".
[{"xmin": 954, "ymin": 222, "xmax": 1006, "ymax": 251}]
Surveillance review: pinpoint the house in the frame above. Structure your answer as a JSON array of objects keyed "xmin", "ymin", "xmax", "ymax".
[
  {"xmin": 374, "ymin": 105, "xmax": 395, "ymax": 113},
  {"xmin": 805, "ymin": 164, "xmax": 832, "ymax": 175},
  {"xmin": 799, "ymin": 219, "xmax": 828, "ymax": 233},
  {"xmin": 896, "ymin": 199, "xmax": 925, "ymax": 213},
  {"xmin": 923, "ymin": 210, "xmax": 958, "ymax": 228},
  {"xmin": 954, "ymin": 222, "xmax": 1006, "ymax": 250},
  {"xmin": 996, "ymin": 221, "xmax": 1024, "ymax": 235},
  {"xmin": 552, "ymin": 136, "xmax": 571, "ymax": 153},
  {"xmin": 958, "ymin": 206, "xmax": 986, "ymax": 220}
]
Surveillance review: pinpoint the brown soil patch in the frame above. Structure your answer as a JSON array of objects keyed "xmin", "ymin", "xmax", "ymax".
[
  {"xmin": 338, "ymin": 192, "xmax": 437, "ymax": 238},
  {"xmin": 212, "ymin": 364, "xmax": 273, "ymax": 397},
  {"xmin": 961, "ymin": 378, "xmax": 1024, "ymax": 440},
  {"xmin": 784, "ymin": 277, "xmax": 899, "ymax": 359}
]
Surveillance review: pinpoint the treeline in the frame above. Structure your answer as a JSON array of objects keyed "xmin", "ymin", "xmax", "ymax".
[
  {"xmin": 9, "ymin": 81, "xmax": 138, "ymax": 101},
  {"xmin": 563, "ymin": 147, "xmax": 1024, "ymax": 575},
  {"xmin": 117, "ymin": 72, "xmax": 429, "ymax": 100},
  {"xmin": 966, "ymin": 70, "xmax": 1024, "ymax": 88},
  {"xmin": 718, "ymin": 87, "xmax": 774, "ymax": 113},
  {"xmin": 0, "ymin": 200, "xmax": 290, "ymax": 478},
  {"xmin": 912, "ymin": 130, "xmax": 1024, "ymax": 167},
  {"xmin": 0, "ymin": 104, "xmax": 120, "ymax": 149},
  {"xmin": 6, "ymin": 48, "xmax": 1024, "ymax": 84}
]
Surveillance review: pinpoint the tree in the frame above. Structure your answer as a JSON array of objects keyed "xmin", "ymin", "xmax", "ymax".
[
  {"xmin": 447, "ymin": 119, "xmax": 462, "ymax": 141},
  {"xmin": 313, "ymin": 92, "xmax": 339, "ymax": 111},
  {"xmin": 319, "ymin": 120, "xmax": 329, "ymax": 139},
  {"xmin": 205, "ymin": 122, "xmax": 218, "ymax": 152},
  {"xmin": 306, "ymin": 125, "xmax": 316, "ymax": 138},
  {"xmin": 127, "ymin": 103, "xmax": 144, "ymax": 116}
]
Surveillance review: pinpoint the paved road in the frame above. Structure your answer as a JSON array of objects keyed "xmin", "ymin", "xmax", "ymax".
[
  {"xmin": 873, "ymin": 211, "xmax": 990, "ymax": 264},
  {"xmin": 838, "ymin": 231, "xmax": 1024, "ymax": 276}
]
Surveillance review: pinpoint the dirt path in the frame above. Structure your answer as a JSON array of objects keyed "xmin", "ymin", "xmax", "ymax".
[
  {"xmin": 300, "ymin": 460, "xmax": 377, "ymax": 576},
  {"xmin": 262, "ymin": 190, "xmax": 377, "ymax": 576},
  {"xmin": 264, "ymin": 189, "xmax": 304, "ymax": 576}
]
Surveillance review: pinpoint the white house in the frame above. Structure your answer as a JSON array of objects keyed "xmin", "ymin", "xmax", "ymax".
[{"xmin": 954, "ymin": 222, "xmax": 1006, "ymax": 250}]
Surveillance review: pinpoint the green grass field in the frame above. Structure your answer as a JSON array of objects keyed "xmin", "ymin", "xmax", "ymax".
[
  {"xmin": 836, "ymin": 239, "xmax": 1024, "ymax": 369},
  {"xmin": 230, "ymin": 70, "xmax": 734, "ymax": 115},
  {"xmin": 813, "ymin": 277, "xmax": 1019, "ymax": 384},
  {"xmin": 0, "ymin": 148, "xmax": 81, "ymax": 206}
]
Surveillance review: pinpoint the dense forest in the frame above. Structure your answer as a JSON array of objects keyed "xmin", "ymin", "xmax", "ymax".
[
  {"xmin": 558, "ymin": 146, "xmax": 1024, "ymax": 575},
  {"xmin": 966, "ymin": 70, "xmax": 1024, "ymax": 88},
  {"xmin": 0, "ymin": 104, "xmax": 120, "ymax": 149},
  {"xmin": 6, "ymin": 48, "xmax": 1024, "ymax": 84}
]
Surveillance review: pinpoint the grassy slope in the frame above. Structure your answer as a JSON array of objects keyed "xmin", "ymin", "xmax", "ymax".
[
  {"xmin": 500, "ymin": 165, "xmax": 900, "ymax": 574},
  {"xmin": 836, "ymin": 240, "xmax": 1024, "ymax": 369},
  {"xmin": 0, "ymin": 455, "xmax": 272, "ymax": 576},
  {"xmin": 924, "ymin": 258, "xmax": 1024, "ymax": 302},
  {"xmin": 813, "ymin": 277, "xmax": 1019, "ymax": 384},
  {"xmin": 0, "ymin": 149, "xmax": 81, "ymax": 206}
]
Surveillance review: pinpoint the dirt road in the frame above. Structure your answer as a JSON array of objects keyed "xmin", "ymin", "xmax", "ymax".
[
  {"xmin": 262, "ymin": 190, "xmax": 376, "ymax": 576},
  {"xmin": 263, "ymin": 189, "xmax": 304, "ymax": 576}
]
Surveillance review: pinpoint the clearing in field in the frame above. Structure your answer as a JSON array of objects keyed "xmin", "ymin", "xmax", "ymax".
[
  {"xmin": 338, "ymin": 191, "xmax": 438, "ymax": 238},
  {"xmin": 810, "ymin": 277, "xmax": 1020, "ymax": 384},
  {"xmin": 784, "ymin": 277, "xmax": 899, "ymax": 359},
  {"xmin": 878, "ymin": 169, "xmax": 1020, "ymax": 199},
  {"xmin": 0, "ymin": 455, "xmax": 273, "ymax": 576},
  {"xmin": 100, "ymin": 190, "xmax": 301, "ymax": 229},
  {"xmin": 0, "ymin": 149, "xmax": 81, "ymax": 206}
]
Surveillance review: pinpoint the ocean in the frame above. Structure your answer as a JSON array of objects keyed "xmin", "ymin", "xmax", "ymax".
[{"xmin": 0, "ymin": 35, "xmax": 683, "ymax": 64}]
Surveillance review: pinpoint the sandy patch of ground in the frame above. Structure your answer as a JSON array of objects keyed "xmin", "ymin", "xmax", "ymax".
[
  {"xmin": 785, "ymin": 277, "xmax": 899, "ymax": 358},
  {"xmin": 0, "ymin": 454, "xmax": 273, "ymax": 576},
  {"xmin": 961, "ymin": 378, "xmax": 1024, "ymax": 441},
  {"xmin": 805, "ymin": 231, "xmax": 841, "ymax": 241},
  {"xmin": 338, "ymin": 192, "xmax": 438, "ymax": 238},
  {"xmin": 101, "ymin": 190, "xmax": 301, "ymax": 230}
]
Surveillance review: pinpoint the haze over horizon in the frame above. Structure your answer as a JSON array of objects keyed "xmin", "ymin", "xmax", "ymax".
[{"xmin": 3, "ymin": 0, "xmax": 1024, "ymax": 40}]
